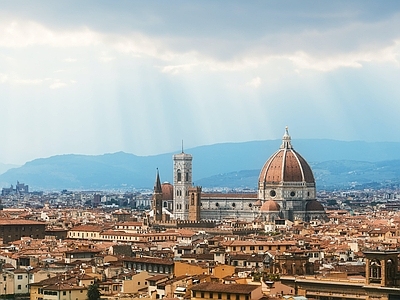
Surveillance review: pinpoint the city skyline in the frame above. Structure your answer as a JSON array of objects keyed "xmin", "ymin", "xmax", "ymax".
[{"xmin": 1, "ymin": 1, "xmax": 400, "ymax": 164}]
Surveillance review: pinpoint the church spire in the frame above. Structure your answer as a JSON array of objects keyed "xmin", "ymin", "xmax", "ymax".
[
  {"xmin": 280, "ymin": 126, "xmax": 293, "ymax": 149},
  {"xmin": 154, "ymin": 168, "xmax": 162, "ymax": 193}
]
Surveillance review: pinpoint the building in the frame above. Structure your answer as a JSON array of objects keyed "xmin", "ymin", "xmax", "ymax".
[
  {"xmin": 153, "ymin": 127, "xmax": 325, "ymax": 222},
  {"xmin": 190, "ymin": 282, "xmax": 264, "ymax": 300},
  {"xmin": 281, "ymin": 250, "xmax": 400, "ymax": 300},
  {"xmin": 1, "ymin": 181, "xmax": 29, "ymax": 196},
  {"xmin": 0, "ymin": 219, "xmax": 46, "ymax": 244},
  {"xmin": 258, "ymin": 127, "xmax": 325, "ymax": 222}
]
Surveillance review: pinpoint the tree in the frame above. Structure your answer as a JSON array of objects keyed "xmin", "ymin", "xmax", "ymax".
[{"xmin": 87, "ymin": 283, "xmax": 101, "ymax": 300}]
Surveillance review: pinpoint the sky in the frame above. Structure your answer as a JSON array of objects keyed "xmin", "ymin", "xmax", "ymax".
[{"xmin": 1, "ymin": 1, "xmax": 400, "ymax": 165}]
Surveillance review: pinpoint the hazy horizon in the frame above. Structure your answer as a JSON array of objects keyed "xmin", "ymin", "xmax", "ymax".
[{"xmin": 2, "ymin": 136, "xmax": 400, "ymax": 166}]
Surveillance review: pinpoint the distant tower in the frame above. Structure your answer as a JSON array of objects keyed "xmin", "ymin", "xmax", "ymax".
[
  {"xmin": 173, "ymin": 145, "xmax": 193, "ymax": 220},
  {"xmin": 152, "ymin": 169, "xmax": 163, "ymax": 222},
  {"xmin": 364, "ymin": 250, "xmax": 399, "ymax": 287},
  {"xmin": 188, "ymin": 186, "xmax": 202, "ymax": 221}
]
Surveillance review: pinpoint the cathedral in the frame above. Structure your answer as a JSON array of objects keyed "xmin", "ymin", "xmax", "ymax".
[{"xmin": 152, "ymin": 128, "xmax": 326, "ymax": 222}]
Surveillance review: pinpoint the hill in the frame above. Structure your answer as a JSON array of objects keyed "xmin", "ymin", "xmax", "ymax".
[{"xmin": 2, "ymin": 139, "xmax": 400, "ymax": 191}]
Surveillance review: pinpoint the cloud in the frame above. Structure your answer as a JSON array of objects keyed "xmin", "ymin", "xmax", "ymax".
[
  {"xmin": 14, "ymin": 78, "xmax": 43, "ymax": 85},
  {"xmin": 1, "ymin": 13, "xmax": 400, "ymax": 78},
  {"xmin": 161, "ymin": 63, "xmax": 199, "ymax": 75},
  {"xmin": 0, "ymin": 20, "xmax": 100, "ymax": 48},
  {"xmin": 98, "ymin": 52, "xmax": 116, "ymax": 62},
  {"xmin": 64, "ymin": 58, "xmax": 77, "ymax": 62},
  {"xmin": 246, "ymin": 77, "xmax": 261, "ymax": 88},
  {"xmin": 49, "ymin": 80, "xmax": 67, "ymax": 89},
  {"xmin": 0, "ymin": 73, "xmax": 8, "ymax": 83},
  {"xmin": 0, "ymin": 73, "xmax": 70, "ymax": 88}
]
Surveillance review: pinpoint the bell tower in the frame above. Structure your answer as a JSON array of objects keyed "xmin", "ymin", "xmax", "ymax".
[
  {"xmin": 173, "ymin": 146, "xmax": 193, "ymax": 220},
  {"xmin": 152, "ymin": 169, "xmax": 163, "ymax": 222},
  {"xmin": 188, "ymin": 186, "xmax": 202, "ymax": 221},
  {"xmin": 364, "ymin": 250, "xmax": 399, "ymax": 287}
]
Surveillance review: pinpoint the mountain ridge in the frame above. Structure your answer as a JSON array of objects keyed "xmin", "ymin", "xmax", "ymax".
[{"xmin": 2, "ymin": 139, "xmax": 400, "ymax": 191}]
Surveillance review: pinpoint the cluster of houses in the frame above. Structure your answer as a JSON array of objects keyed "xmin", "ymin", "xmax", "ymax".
[{"xmin": 0, "ymin": 206, "xmax": 400, "ymax": 300}]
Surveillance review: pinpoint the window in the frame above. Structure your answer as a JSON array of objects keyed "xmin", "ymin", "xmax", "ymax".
[
  {"xmin": 218, "ymin": 293, "xmax": 222, "ymax": 299},
  {"xmin": 17, "ymin": 275, "xmax": 23, "ymax": 280},
  {"xmin": 227, "ymin": 294, "xmax": 231, "ymax": 300},
  {"xmin": 201, "ymin": 292, "xmax": 204, "ymax": 298},
  {"xmin": 370, "ymin": 259, "xmax": 382, "ymax": 280},
  {"xmin": 185, "ymin": 172, "xmax": 189, "ymax": 182},
  {"xmin": 210, "ymin": 292, "xmax": 213, "ymax": 298},
  {"xmin": 17, "ymin": 285, "xmax": 21, "ymax": 290},
  {"xmin": 250, "ymin": 246, "xmax": 255, "ymax": 251},
  {"xmin": 177, "ymin": 170, "xmax": 182, "ymax": 182},
  {"xmin": 192, "ymin": 291, "xmax": 197, "ymax": 297},
  {"xmin": 259, "ymin": 246, "xmax": 264, "ymax": 250},
  {"xmin": 236, "ymin": 295, "xmax": 240, "ymax": 300},
  {"xmin": 63, "ymin": 291, "xmax": 67, "ymax": 296}
]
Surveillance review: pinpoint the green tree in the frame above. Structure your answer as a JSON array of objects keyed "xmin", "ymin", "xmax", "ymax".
[{"xmin": 87, "ymin": 283, "xmax": 101, "ymax": 300}]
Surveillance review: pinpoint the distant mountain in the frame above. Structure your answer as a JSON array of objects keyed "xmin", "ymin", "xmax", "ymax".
[
  {"xmin": 0, "ymin": 163, "xmax": 20, "ymax": 175},
  {"xmin": 2, "ymin": 139, "xmax": 400, "ymax": 191}
]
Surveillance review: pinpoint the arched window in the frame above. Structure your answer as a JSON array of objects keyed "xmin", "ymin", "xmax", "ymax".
[
  {"xmin": 185, "ymin": 172, "xmax": 189, "ymax": 182},
  {"xmin": 370, "ymin": 259, "xmax": 381, "ymax": 280},
  {"xmin": 177, "ymin": 169, "xmax": 182, "ymax": 182},
  {"xmin": 387, "ymin": 259, "xmax": 395, "ymax": 280}
]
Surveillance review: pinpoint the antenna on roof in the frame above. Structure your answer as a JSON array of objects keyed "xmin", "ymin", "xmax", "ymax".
[{"xmin": 181, "ymin": 140, "xmax": 184, "ymax": 153}]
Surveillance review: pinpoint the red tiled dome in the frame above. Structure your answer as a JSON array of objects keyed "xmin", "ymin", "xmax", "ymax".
[
  {"xmin": 258, "ymin": 127, "xmax": 315, "ymax": 184},
  {"xmin": 306, "ymin": 200, "xmax": 324, "ymax": 211},
  {"xmin": 161, "ymin": 182, "xmax": 173, "ymax": 200},
  {"xmin": 254, "ymin": 199, "xmax": 262, "ymax": 207},
  {"xmin": 260, "ymin": 200, "xmax": 280, "ymax": 212}
]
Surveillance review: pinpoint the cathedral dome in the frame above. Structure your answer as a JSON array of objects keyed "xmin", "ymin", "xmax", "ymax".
[
  {"xmin": 306, "ymin": 199, "xmax": 324, "ymax": 211},
  {"xmin": 260, "ymin": 200, "xmax": 280, "ymax": 212},
  {"xmin": 258, "ymin": 127, "xmax": 315, "ymax": 185},
  {"xmin": 161, "ymin": 182, "xmax": 173, "ymax": 200}
]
